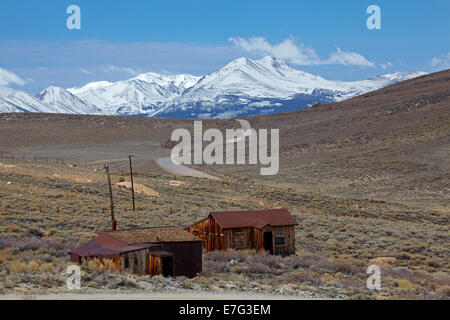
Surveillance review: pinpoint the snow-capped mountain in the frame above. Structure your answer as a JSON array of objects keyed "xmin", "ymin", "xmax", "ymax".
[
  {"xmin": 68, "ymin": 73, "xmax": 200, "ymax": 116},
  {"xmin": 0, "ymin": 86, "xmax": 56, "ymax": 113},
  {"xmin": 35, "ymin": 86, "xmax": 102, "ymax": 115},
  {"xmin": 0, "ymin": 56, "xmax": 427, "ymax": 118},
  {"xmin": 154, "ymin": 56, "xmax": 426, "ymax": 118}
]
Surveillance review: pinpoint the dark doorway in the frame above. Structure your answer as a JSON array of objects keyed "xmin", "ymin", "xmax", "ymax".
[
  {"xmin": 162, "ymin": 256, "xmax": 174, "ymax": 277},
  {"xmin": 263, "ymin": 232, "xmax": 274, "ymax": 254}
]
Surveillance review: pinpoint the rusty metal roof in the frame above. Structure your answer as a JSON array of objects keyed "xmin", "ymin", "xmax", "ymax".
[
  {"xmin": 105, "ymin": 226, "xmax": 200, "ymax": 244},
  {"xmin": 70, "ymin": 233, "xmax": 157, "ymax": 257},
  {"xmin": 209, "ymin": 208, "xmax": 298, "ymax": 229},
  {"xmin": 71, "ymin": 227, "xmax": 200, "ymax": 258}
]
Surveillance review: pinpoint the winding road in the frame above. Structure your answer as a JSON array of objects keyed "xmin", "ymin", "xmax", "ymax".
[
  {"xmin": 156, "ymin": 157, "xmax": 221, "ymax": 180},
  {"xmin": 156, "ymin": 119, "xmax": 259, "ymax": 180}
]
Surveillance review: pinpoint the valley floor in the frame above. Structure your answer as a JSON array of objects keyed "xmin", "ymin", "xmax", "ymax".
[
  {"xmin": 0, "ymin": 71, "xmax": 449, "ymax": 299},
  {"xmin": 0, "ymin": 157, "xmax": 448, "ymax": 300}
]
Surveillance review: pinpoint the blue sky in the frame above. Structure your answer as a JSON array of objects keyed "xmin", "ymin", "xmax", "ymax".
[{"xmin": 0, "ymin": 0, "xmax": 449, "ymax": 93}]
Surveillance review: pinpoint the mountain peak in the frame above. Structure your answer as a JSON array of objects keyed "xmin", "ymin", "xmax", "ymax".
[
  {"xmin": 41, "ymin": 85, "xmax": 64, "ymax": 92},
  {"xmin": 35, "ymin": 85, "xmax": 102, "ymax": 115},
  {"xmin": 36, "ymin": 86, "xmax": 70, "ymax": 99},
  {"xmin": 1, "ymin": 56, "xmax": 428, "ymax": 118},
  {"xmin": 257, "ymin": 56, "xmax": 288, "ymax": 68},
  {"xmin": 131, "ymin": 72, "xmax": 165, "ymax": 83},
  {"xmin": 220, "ymin": 56, "xmax": 292, "ymax": 75},
  {"xmin": 223, "ymin": 57, "xmax": 254, "ymax": 69}
]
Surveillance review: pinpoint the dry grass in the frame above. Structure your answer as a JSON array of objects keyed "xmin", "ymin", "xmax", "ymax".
[
  {"xmin": 0, "ymin": 157, "xmax": 448, "ymax": 299},
  {"xmin": 0, "ymin": 71, "xmax": 448, "ymax": 299}
]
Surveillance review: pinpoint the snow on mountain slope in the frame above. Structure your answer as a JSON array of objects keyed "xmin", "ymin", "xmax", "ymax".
[
  {"xmin": 68, "ymin": 73, "xmax": 200, "ymax": 115},
  {"xmin": 168, "ymin": 57, "xmax": 425, "ymax": 102},
  {"xmin": 154, "ymin": 56, "xmax": 426, "ymax": 118},
  {"xmin": 0, "ymin": 56, "xmax": 427, "ymax": 118},
  {"xmin": 178, "ymin": 57, "xmax": 330, "ymax": 100},
  {"xmin": 329, "ymin": 71, "xmax": 428, "ymax": 101},
  {"xmin": 0, "ymin": 87, "xmax": 56, "ymax": 113},
  {"xmin": 36, "ymin": 86, "xmax": 103, "ymax": 115}
]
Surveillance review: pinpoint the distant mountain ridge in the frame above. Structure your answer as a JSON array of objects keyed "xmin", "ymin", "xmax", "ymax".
[
  {"xmin": 36, "ymin": 86, "xmax": 103, "ymax": 115},
  {"xmin": 0, "ymin": 56, "xmax": 427, "ymax": 118}
]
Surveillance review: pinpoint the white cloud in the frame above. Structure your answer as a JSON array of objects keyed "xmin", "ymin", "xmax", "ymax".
[
  {"xmin": 324, "ymin": 47, "xmax": 374, "ymax": 67},
  {"xmin": 380, "ymin": 62, "xmax": 393, "ymax": 70},
  {"xmin": 229, "ymin": 36, "xmax": 320, "ymax": 65},
  {"xmin": 80, "ymin": 68, "xmax": 94, "ymax": 75},
  {"xmin": 102, "ymin": 65, "xmax": 141, "ymax": 76},
  {"xmin": 229, "ymin": 36, "xmax": 374, "ymax": 67},
  {"xmin": 0, "ymin": 67, "xmax": 26, "ymax": 86},
  {"xmin": 429, "ymin": 53, "xmax": 450, "ymax": 71}
]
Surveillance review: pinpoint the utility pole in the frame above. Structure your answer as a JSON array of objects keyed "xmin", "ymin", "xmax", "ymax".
[
  {"xmin": 105, "ymin": 165, "xmax": 116, "ymax": 231},
  {"xmin": 129, "ymin": 155, "xmax": 136, "ymax": 211}
]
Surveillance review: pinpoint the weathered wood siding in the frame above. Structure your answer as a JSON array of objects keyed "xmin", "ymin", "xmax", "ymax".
[
  {"xmin": 119, "ymin": 249, "xmax": 149, "ymax": 275},
  {"xmin": 189, "ymin": 218, "xmax": 296, "ymax": 255},
  {"xmin": 272, "ymin": 225, "xmax": 296, "ymax": 255},
  {"xmin": 188, "ymin": 217, "xmax": 224, "ymax": 251},
  {"xmin": 148, "ymin": 255, "xmax": 162, "ymax": 276},
  {"xmin": 223, "ymin": 227, "xmax": 254, "ymax": 250},
  {"xmin": 114, "ymin": 257, "xmax": 120, "ymax": 272}
]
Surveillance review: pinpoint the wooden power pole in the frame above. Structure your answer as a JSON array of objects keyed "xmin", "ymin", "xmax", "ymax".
[
  {"xmin": 129, "ymin": 155, "xmax": 136, "ymax": 211},
  {"xmin": 105, "ymin": 165, "xmax": 116, "ymax": 231}
]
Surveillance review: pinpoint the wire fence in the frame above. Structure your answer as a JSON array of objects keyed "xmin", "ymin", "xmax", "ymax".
[
  {"xmin": 0, "ymin": 150, "xmax": 122, "ymax": 171},
  {"xmin": 0, "ymin": 151, "xmax": 85, "ymax": 166},
  {"xmin": 0, "ymin": 150, "xmax": 444, "ymax": 224}
]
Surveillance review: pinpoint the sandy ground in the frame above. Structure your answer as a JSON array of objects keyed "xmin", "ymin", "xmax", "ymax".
[
  {"xmin": 115, "ymin": 181, "xmax": 160, "ymax": 197},
  {"xmin": 0, "ymin": 291, "xmax": 322, "ymax": 300}
]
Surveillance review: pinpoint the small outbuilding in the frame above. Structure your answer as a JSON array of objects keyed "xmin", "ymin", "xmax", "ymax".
[
  {"xmin": 188, "ymin": 208, "xmax": 298, "ymax": 256},
  {"xmin": 70, "ymin": 227, "xmax": 202, "ymax": 278}
]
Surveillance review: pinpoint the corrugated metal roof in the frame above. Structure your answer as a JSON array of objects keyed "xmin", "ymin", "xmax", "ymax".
[
  {"xmin": 70, "ymin": 233, "xmax": 157, "ymax": 257},
  {"xmin": 105, "ymin": 226, "xmax": 200, "ymax": 244},
  {"xmin": 71, "ymin": 227, "xmax": 200, "ymax": 258},
  {"xmin": 210, "ymin": 208, "xmax": 298, "ymax": 229}
]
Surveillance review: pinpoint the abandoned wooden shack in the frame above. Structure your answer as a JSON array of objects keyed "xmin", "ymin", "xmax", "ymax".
[
  {"xmin": 188, "ymin": 208, "xmax": 298, "ymax": 255},
  {"xmin": 70, "ymin": 227, "xmax": 202, "ymax": 277}
]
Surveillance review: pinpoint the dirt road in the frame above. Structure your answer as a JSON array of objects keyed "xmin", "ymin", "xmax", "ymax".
[
  {"xmin": 156, "ymin": 157, "xmax": 221, "ymax": 180},
  {"xmin": 156, "ymin": 119, "xmax": 255, "ymax": 179}
]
